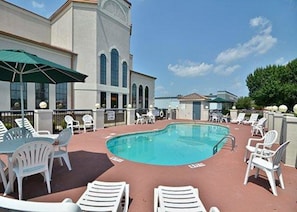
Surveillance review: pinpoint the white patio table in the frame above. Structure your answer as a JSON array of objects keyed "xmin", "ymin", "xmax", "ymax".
[{"xmin": 0, "ymin": 137, "xmax": 54, "ymax": 195}]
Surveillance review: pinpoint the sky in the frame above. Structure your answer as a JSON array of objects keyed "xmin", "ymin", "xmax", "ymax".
[{"xmin": 5, "ymin": 0, "xmax": 297, "ymax": 98}]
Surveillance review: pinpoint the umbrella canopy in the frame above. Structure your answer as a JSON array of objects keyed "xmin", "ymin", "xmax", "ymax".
[
  {"xmin": 0, "ymin": 49, "xmax": 87, "ymax": 83},
  {"xmin": 0, "ymin": 49, "xmax": 88, "ymax": 128},
  {"xmin": 208, "ymin": 97, "xmax": 229, "ymax": 103}
]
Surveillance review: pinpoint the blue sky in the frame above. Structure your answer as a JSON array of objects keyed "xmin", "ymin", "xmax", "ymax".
[{"xmin": 6, "ymin": 0, "xmax": 297, "ymax": 98}]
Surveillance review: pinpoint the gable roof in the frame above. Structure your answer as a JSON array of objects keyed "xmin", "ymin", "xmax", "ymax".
[{"xmin": 178, "ymin": 93, "xmax": 208, "ymax": 101}]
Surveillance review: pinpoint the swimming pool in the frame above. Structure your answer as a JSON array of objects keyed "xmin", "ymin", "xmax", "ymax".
[{"xmin": 107, "ymin": 123, "xmax": 229, "ymax": 166}]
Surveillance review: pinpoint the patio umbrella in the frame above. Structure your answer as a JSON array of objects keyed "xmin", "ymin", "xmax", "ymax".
[
  {"xmin": 0, "ymin": 49, "xmax": 88, "ymax": 128},
  {"xmin": 208, "ymin": 97, "xmax": 229, "ymax": 103}
]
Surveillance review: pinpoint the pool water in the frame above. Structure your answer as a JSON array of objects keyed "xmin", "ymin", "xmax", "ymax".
[{"xmin": 107, "ymin": 123, "xmax": 229, "ymax": 166}]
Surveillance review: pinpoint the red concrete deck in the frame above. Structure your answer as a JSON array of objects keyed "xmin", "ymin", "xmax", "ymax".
[{"xmin": 1, "ymin": 120, "xmax": 296, "ymax": 211}]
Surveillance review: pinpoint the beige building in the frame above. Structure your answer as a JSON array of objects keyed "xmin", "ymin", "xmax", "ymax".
[{"xmin": 0, "ymin": 0, "xmax": 155, "ymax": 111}]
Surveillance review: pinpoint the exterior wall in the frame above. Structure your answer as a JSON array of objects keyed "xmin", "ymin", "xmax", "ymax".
[
  {"xmin": 177, "ymin": 102, "xmax": 193, "ymax": 120},
  {"xmin": 0, "ymin": 1, "xmax": 51, "ymax": 44},
  {"xmin": 130, "ymin": 71, "xmax": 155, "ymax": 109}
]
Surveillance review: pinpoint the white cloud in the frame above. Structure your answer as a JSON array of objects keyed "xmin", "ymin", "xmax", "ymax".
[
  {"xmin": 168, "ymin": 60, "xmax": 213, "ymax": 77},
  {"xmin": 215, "ymin": 16, "xmax": 277, "ymax": 64},
  {"xmin": 32, "ymin": 1, "xmax": 44, "ymax": 9},
  {"xmin": 214, "ymin": 64, "xmax": 240, "ymax": 75}
]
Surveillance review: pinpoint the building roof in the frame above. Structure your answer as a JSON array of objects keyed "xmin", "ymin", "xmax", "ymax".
[{"xmin": 178, "ymin": 93, "xmax": 208, "ymax": 101}]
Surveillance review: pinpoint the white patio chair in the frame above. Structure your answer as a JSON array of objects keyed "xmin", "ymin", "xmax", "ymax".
[
  {"xmin": 244, "ymin": 130, "xmax": 278, "ymax": 162},
  {"xmin": 77, "ymin": 180, "xmax": 129, "ymax": 212},
  {"xmin": 0, "ymin": 159, "xmax": 8, "ymax": 190},
  {"xmin": 82, "ymin": 114, "xmax": 95, "ymax": 133},
  {"xmin": 3, "ymin": 127, "xmax": 33, "ymax": 141},
  {"xmin": 251, "ymin": 117, "xmax": 267, "ymax": 137},
  {"xmin": 0, "ymin": 120, "xmax": 8, "ymax": 142},
  {"xmin": 230, "ymin": 112, "xmax": 245, "ymax": 124},
  {"xmin": 53, "ymin": 128, "xmax": 72, "ymax": 171},
  {"xmin": 10, "ymin": 140, "xmax": 54, "ymax": 199},
  {"xmin": 244, "ymin": 141, "xmax": 290, "ymax": 196},
  {"xmin": 243, "ymin": 113, "xmax": 259, "ymax": 125},
  {"xmin": 154, "ymin": 185, "xmax": 220, "ymax": 212},
  {"xmin": 146, "ymin": 111, "xmax": 156, "ymax": 124},
  {"xmin": 15, "ymin": 118, "xmax": 58, "ymax": 139},
  {"xmin": 64, "ymin": 115, "xmax": 80, "ymax": 135},
  {"xmin": 136, "ymin": 112, "xmax": 145, "ymax": 124}
]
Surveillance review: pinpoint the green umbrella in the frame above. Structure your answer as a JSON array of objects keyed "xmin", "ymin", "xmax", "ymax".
[
  {"xmin": 0, "ymin": 49, "xmax": 88, "ymax": 128},
  {"xmin": 208, "ymin": 97, "xmax": 229, "ymax": 103}
]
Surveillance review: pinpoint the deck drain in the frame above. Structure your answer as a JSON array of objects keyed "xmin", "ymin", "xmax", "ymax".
[{"xmin": 188, "ymin": 163, "xmax": 205, "ymax": 168}]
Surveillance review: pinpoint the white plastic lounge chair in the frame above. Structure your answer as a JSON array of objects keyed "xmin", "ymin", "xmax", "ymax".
[
  {"xmin": 154, "ymin": 185, "xmax": 220, "ymax": 212},
  {"xmin": 15, "ymin": 118, "xmax": 58, "ymax": 139},
  {"xmin": 0, "ymin": 196, "xmax": 82, "ymax": 212},
  {"xmin": 77, "ymin": 180, "xmax": 129, "ymax": 212},
  {"xmin": 82, "ymin": 114, "xmax": 95, "ymax": 133},
  {"xmin": 244, "ymin": 130, "xmax": 278, "ymax": 162},
  {"xmin": 3, "ymin": 127, "xmax": 33, "ymax": 141},
  {"xmin": 0, "ymin": 159, "xmax": 8, "ymax": 190},
  {"xmin": 64, "ymin": 115, "xmax": 80, "ymax": 135},
  {"xmin": 136, "ymin": 112, "xmax": 145, "ymax": 124},
  {"xmin": 243, "ymin": 113, "xmax": 259, "ymax": 125},
  {"xmin": 53, "ymin": 128, "xmax": 73, "ymax": 171},
  {"xmin": 244, "ymin": 141, "xmax": 290, "ymax": 196},
  {"xmin": 10, "ymin": 140, "xmax": 54, "ymax": 199},
  {"xmin": 251, "ymin": 117, "xmax": 267, "ymax": 137},
  {"xmin": 230, "ymin": 112, "xmax": 245, "ymax": 124},
  {"xmin": 0, "ymin": 120, "xmax": 8, "ymax": 142}
]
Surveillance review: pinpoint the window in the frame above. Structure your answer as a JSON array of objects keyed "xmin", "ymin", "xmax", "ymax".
[
  {"xmin": 35, "ymin": 83, "xmax": 49, "ymax": 109},
  {"xmin": 111, "ymin": 93, "xmax": 118, "ymax": 108},
  {"xmin": 122, "ymin": 61, "xmax": 127, "ymax": 88},
  {"xmin": 100, "ymin": 54, "xmax": 106, "ymax": 84},
  {"xmin": 111, "ymin": 49, "xmax": 119, "ymax": 86},
  {"xmin": 100, "ymin": 92, "xmax": 106, "ymax": 108},
  {"xmin": 145, "ymin": 86, "xmax": 149, "ymax": 109},
  {"xmin": 132, "ymin": 84, "xmax": 137, "ymax": 108},
  {"xmin": 123, "ymin": 94, "xmax": 127, "ymax": 108},
  {"xmin": 11, "ymin": 82, "xmax": 27, "ymax": 110},
  {"xmin": 56, "ymin": 83, "xmax": 67, "ymax": 109},
  {"xmin": 138, "ymin": 85, "xmax": 143, "ymax": 108}
]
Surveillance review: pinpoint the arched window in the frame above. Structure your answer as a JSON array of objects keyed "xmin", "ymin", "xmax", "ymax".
[
  {"xmin": 145, "ymin": 86, "xmax": 149, "ymax": 109},
  {"xmin": 111, "ymin": 49, "xmax": 119, "ymax": 86},
  {"xmin": 100, "ymin": 54, "xmax": 106, "ymax": 84},
  {"xmin": 132, "ymin": 83, "xmax": 137, "ymax": 108},
  {"xmin": 122, "ymin": 61, "xmax": 127, "ymax": 88},
  {"xmin": 138, "ymin": 85, "xmax": 143, "ymax": 108}
]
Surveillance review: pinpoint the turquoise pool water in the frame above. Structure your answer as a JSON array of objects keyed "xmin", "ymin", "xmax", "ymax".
[{"xmin": 107, "ymin": 123, "xmax": 229, "ymax": 166}]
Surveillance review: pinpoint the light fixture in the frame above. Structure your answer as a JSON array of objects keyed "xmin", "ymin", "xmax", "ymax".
[
  {"xmin": 95, "ymin": 103, "xmax": 100, "ymax": 109},
  {"xmin": 272, "ymin": 105, "xmax": 278, "ymax": 112},
  {"xmin": 127, "ymin": 104, "xmax": 132, "ymax": 109},
  {"xmin": 39, "ymin": 101, "xmax": 47, "ymax": 109},
  {"xmin": 278, "ymin": 105, "xmax": 288, "ymax": 113},
  {"xmin": 293, "ymin": 104, "xmax": 297, "ymax": 114}
]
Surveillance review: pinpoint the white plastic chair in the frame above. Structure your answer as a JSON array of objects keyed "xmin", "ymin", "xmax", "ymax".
[
  {"xmin": 82, "ymin": 114, "xmax": 95, "ymax": 133},
  {"xmin": 230, "ymin": 112, "xmax": 246, "ymax": 124},
  {"xmin": 154, "ymin": 185, "xmax": 220, "ymax": 212},
  {"xmin": 64, "ymin": 115, "xmax": 80, "ymax": 135},
  {"xmin": 15, "ymin": 118, "xmax": 58, "ymax": 139},
  {"xmin": 244, "ymin": 130, "xmax": 278, "ymax": 162},
  {"xmin": 10, "ymin": 140, "xmax": 54, "ymax": 199},
  {"xmin": 147, "ymin": 111, "xmax": 156, "ymax": 124},
  {"xmin": 77, "ymin": 180, "xmax": 129, "ymax": 212},
  {"xmin": 53, "ymin": 128, "xmax": 73, "ymax": 171},
  {"xmin": 136, "ymin": 113, "xmax": 145, "ymax": 124},
  {"xmin": 251, "ymin": 117, "xmax": 267, "ymax": 137},
  {"xmin": 244, "ymin": 141, "xmax": 290, "ymax": 196},
  {"xmin": 243, "ymin": 113, "xmax": 259, "ymax": 125},
  {"xmin": 0, "ymin": 120, "xmax": 8, "ymax": 142},
  {"xmin": 0, "ymin": 159, "xmax": 8, "ymax": 190},
  {"xmin": 3, "ymin": 127, "xmax": 33, "ymax": 141}
]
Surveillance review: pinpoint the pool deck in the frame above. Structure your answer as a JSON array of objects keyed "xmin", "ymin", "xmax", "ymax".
[{"xmin": 1, "ymin": 119, "xmax": 296, "ymax": 211}]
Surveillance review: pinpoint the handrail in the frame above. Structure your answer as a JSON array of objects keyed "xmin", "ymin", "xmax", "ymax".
[{"xmin": 213, "ymin": 134, "xmax": 236, "ymax": 155}]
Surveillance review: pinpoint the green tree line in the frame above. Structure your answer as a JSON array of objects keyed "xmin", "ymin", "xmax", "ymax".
[{"xmin": 245, "ymin": 58, "xmax": 297, "ymax": 111}]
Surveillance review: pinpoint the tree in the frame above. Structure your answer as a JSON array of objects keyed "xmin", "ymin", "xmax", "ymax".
[
  {"xmin": 246, "ymin": 58, "xmax": 297, "ymax": 110},
  {"xmin": 235, "ymin": 96, "xmax": 252, "ymax": 109}
]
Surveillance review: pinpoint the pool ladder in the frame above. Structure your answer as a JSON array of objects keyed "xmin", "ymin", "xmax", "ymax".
[{"xmin": 213, "ymin": 135, "xmax": 236, "ymax": 155}]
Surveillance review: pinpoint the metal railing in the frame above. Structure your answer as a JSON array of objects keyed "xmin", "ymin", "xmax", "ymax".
[
  {"xmin": 0, "ymin": 110, "xmax": 34, "ymax": 129},
  {"xmin": 213, "ymin": 134, "xmax": 236, "ymax": 155}
]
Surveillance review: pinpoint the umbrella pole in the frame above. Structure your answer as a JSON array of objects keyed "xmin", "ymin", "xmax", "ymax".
[{"xmin": 20, "ymin": 73, "xmax": 25, "ymax": 133}]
